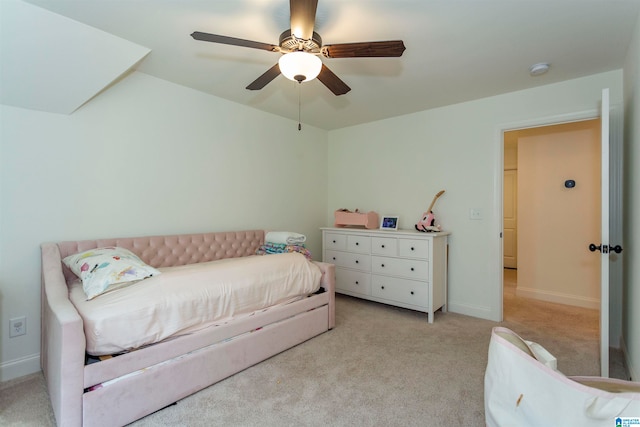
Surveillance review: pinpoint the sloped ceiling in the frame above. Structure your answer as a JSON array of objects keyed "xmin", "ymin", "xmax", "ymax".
[
  {"xmin": 0, "ymin": 0, "xmax": 149, "ymax": 114},
  {"xmin": 3, "ymin": 1, "xmax": 640, "ymax": 128}
]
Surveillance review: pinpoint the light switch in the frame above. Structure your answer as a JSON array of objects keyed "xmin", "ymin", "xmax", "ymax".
[{"xmin": 469, "ymin": 208, "xmax": 482, "ymax": 220}]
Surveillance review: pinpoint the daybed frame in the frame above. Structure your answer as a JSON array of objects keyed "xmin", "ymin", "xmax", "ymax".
[{"xmin": 41, "ymin": 230, "xmax": 335, "ymax": 427}]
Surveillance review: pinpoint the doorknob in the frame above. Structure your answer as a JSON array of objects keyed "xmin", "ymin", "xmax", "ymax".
[{"xmin": 589, "ymin": 243, "xmax": 623, "ymax": 254}]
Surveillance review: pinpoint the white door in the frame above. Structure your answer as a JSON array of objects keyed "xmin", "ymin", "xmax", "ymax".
[
  {"xmin": 503, "ymin": 170, "xmax": 517, "ymax": 268},
  {"xmin": 597, "ymin": 88, "xmax": 610, "ymax": 378}
]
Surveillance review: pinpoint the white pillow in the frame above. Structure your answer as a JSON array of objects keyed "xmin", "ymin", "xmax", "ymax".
[{"xmin": 63, "ymin": 247, "xmax": 160, "ymax": 300}]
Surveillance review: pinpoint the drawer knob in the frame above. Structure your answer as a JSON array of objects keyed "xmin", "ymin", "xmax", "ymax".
[
  {"xmin": 381, "ymin": 286, "xmax": 385, "ymax": 289},
  {"xmin": 381, "ymin": 264, "xmax": 385, "ymax": 268},
  {"xmin": 355, "ymin": 281, "xmax": 359, "ymax": 285},
  {"xmin": 332, "ymin": 257, "xmax": 336, "ymax": 260},
  {"xmin": 411, "ymin": 267, "xmax": 415, "ymax": 271},
  {"xmin": 356, "ymin": 242, "xmax": 359, "ymax": 245},
  {"xmin": 411, "ymin": 291, "xmax": 414, "ymax": 295},
  {"xmin": 381, "ymin": 244, "xmax": 385, "ymax": 248},
  {"xmin": 411, "ymin": 247, "xmax": 415, "ymax": 251},
  {"xmin": 355, "ymin": 260, "xmax": 359, "ymax": 264},
  {"xmin": 332, "ymin": 240, "xmax": 336, "ymax": 243}
]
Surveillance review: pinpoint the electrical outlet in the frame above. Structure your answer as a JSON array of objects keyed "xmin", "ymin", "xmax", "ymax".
[
  {"xmin": 469, "ymin": 208, "xmax": 483, "ymax": 220},
  {"xmin": 9, "ymin": 316, "xmax": 26, "ymax": 338}
]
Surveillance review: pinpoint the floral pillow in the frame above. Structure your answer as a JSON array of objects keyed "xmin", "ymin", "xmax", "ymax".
[{"xmin": 62, "ymin": 247, "xmax": 161, "ymax": 300}]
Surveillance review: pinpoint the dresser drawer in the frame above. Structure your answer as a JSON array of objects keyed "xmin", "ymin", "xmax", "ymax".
[
  {"xmin": 325, "ymin": 233, "xmax": 347, "ymax": 251},
  {"xmin": 398, "ymin": 239, "xmax": 429, "ymax": 259},
  {"xmin": 336, "ymin": 268, "xmax": 371, "ymax": 296},
  {"xmin": 371, "ymin": 275, "xmax": 428, "ymax": 308},
  {"xmin": 371, "ymin": 237, "xmax": 397, "ymax": 256},
  {"xmin": 346, "ymin": 235, "xmax": 371, "ymax": 254},
  {"xmin": 371, "ymin": 256, "xmax": 428, "ymax": 280},
  {"xmin": 325, "ymin": 250, "xmax": 371, "ymax": 272}
]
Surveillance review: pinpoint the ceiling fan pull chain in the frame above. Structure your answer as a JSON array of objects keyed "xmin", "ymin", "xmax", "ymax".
[{"xmin": 298, "ymin": 82, "xmax": 302, "ymax": 131}]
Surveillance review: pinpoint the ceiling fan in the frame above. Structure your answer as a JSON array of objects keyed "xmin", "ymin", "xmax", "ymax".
[{"xmin": 191, "ymin": 0, "xmax": 406, "ymax": 96}]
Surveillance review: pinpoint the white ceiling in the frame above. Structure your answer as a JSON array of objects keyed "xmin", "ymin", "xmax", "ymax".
[
  {"xmin": 9, "ymin": 0, "xmax": 640, "ymax": 129},
  {"xmin": 1, "ymin": 1, "xmax": 150, "ymax": 114}
]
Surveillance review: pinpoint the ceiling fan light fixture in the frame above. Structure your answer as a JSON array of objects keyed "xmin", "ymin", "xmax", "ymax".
[{"xmin": 279, "ymin": 51, "xmax": 322, "ymax": 83}]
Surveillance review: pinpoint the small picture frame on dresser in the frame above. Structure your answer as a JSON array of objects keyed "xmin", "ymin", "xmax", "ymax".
[{"xmin": 380, "ymin": 216, "xmax": 399, "ymax": 230}]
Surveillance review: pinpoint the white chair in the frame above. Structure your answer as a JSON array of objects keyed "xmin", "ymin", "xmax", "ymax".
[{"xmin": 485, "ymin": 327, "xmax": 640, "ymax": 426}]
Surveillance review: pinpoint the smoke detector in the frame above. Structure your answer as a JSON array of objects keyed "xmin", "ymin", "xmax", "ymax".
[{"xmin": 529, "ymin": 62, "xmax": 550, "ymax": 76}]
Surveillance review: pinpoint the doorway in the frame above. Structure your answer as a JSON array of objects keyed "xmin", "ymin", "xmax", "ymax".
[
  {"xmin": 503, "ymin": 119, "xmax": 601, "ymax": 309},
  {"xmin": 502, "ymin": 120, "xmax": 601, "ymax": 357}
]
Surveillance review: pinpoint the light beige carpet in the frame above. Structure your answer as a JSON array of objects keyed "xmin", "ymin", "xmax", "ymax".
[{"xmin": 1, "ymin": 274, "xmax": 624, "ymax": 426}]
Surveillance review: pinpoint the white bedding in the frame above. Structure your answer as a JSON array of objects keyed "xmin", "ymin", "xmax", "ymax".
[{"xmin": 69, "ymin": 253, "xmax": 321, "ymax": 355}]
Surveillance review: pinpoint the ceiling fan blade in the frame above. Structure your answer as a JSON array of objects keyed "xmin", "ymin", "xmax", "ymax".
[
  {"xmin": 290, "ymin": 0, "xmax": 318, "ymax": 40},
  {"xmin": 316, "ymin": 64, "xmax": 351, "ymax": 96},
  {"xmin": 246, "ymin": 63, "xmax": 281, "ymax": 90},
  {"xmin": 322, "ymin": 40, "xmax": 406, "ymax": 58},
  {"xmin": 191, "ymin": 32, "xmax": 279, "ymax": 52}
]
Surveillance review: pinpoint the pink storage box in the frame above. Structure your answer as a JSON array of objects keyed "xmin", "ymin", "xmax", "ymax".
[{"xmin": 334, "ymin": 210, "xmax": 379, "ymax": 229}]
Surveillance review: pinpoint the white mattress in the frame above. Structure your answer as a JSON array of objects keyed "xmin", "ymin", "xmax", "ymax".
[{"xmin": 69, "ymin": 253, "xmax": 321, "ymax": 355}]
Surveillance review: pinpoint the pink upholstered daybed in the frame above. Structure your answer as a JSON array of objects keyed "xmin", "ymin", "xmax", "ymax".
[{"xmin": 41, "ymin": 230, "xmax": 335, "ymax": 427}]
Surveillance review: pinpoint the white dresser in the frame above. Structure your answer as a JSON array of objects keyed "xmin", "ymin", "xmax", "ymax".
[{"xmin": 321, "ymin": 227, "xmax": 450, "ymax": 323}]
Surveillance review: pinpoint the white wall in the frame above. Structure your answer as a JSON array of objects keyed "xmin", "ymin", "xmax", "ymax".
[
  {"xmin": 0, "ymin": 71, "xmax": 328, "ymax": 380},
  {"xmin": 623, "ymin": 12, "xmax": 640, "ymax": 381},
  {"xmin": 328, "ymin": 70, "xmax": 623, "ymax": 322}
]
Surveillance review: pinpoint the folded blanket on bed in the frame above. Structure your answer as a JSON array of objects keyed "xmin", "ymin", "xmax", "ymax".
[
  {"xmin": 256, "ymin": 243, "xmax": 312, "ymax": 260},
  {"xmin": 265, "ymin": 231, "xmax": 306, "ymax": 245},
  {"xmin": 259, "ymin": 242, "xmax": 288, "ymax": 253}
]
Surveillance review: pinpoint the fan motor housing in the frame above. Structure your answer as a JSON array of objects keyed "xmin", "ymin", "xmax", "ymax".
[{"xmin": 279, "ymin": 29, "xmax": 322, "ymax": 53}]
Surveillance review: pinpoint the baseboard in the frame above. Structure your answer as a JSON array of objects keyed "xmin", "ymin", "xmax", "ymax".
[
  {"xmin": 448, "ymin": 302, "xmax": 498, "ymax": 322},
  {"xmin": 0, "ymin": 353, "xmax": 40, "ymax": 382},
  {"xmin": 621, "ymin": 336, "xmax": 637, "ymax": 381},
  {"xmin": 515, "ymin": 286, "xmax": 599, "ymax": 310}
]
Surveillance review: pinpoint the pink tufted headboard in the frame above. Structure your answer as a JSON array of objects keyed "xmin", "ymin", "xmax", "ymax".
[{"xmin": 56, "ymin": 230, "xmax": 265, "ymax": 285}]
